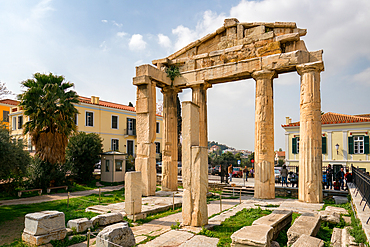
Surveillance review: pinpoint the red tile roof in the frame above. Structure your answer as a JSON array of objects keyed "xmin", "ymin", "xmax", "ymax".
[
  {"xmin": 79, "ymin": 96, "xmax": 136, "ymax": 112},
  {"xmin": 275, "ymin": 151, "xmax": 285, "ymax": 157},
  {"xmin": 282, "ymin": 112, "xmax": 370, "ymax": 127},
  {"xmin": 0, "ymin": 99, "xmax": 19, "ymax": 106}
]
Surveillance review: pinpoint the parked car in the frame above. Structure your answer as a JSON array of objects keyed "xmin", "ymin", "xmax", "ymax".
[
  {"xmin": 212, "ymin": 165, "xmax": 221, "ymax": 175},
  {"xmin": 274, "ymin": 167, "xmax": 281, "ymax": 183},
  {"xmin": 208, "ymin": 165, "xmax": 213, "ymax": 174},
  {"xmin": 232, "ymin": 167, "xmax": 243, "ymax": 178}
]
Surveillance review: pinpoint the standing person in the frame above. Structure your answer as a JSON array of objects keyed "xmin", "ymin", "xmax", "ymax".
[
  {"xmin": 326, "ymin": 164, "xmax": 333, "ymax": 189},
  {"xmin": 228, "ymin": 164, "xmax": 233, "ymax": 182},
  {"xmin": 281, "ymin": 165, "xmax": 288, "ymax": 187},
  {"xmin": 336, "ymin": 167, "xmax": 345, "ymax": 190},
  {"xmin": 242, "ymin": 166, "xmax": 249, "ymax": 182},
  {"xmin": 250, "ymin": 168, "xmax": 254, "ymax": 178}
]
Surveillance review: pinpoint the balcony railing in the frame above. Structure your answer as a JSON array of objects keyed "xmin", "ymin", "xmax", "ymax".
[
  {"xmin": 124, "ymin": 129, "xmax": 136, "ymax": 136},
  {"xmin": 352, "ymin": 165, "xmax": 370, "ymax": 224}
]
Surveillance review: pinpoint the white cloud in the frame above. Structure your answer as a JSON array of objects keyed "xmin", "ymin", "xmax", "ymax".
[
  {"xmin": 129, "ymin": 34, "xmax": 146, "ymax": 51},
  {"xmin": 31, "ymin": 0, "xmax": 55, "ymax": 20},
  {"xmin": 354, "ymin": 67, "xmax": 370, "ymax": 85},
  {"xmin": 117, "ymin": 31, "xmax": 127, "ymax": 37},
  {"xmin": 157, "ymin": 34, "xmax": 171, "ymax": 48},
  {"xmin": 101, "ymin": 20, "xmax": 108, "ymax": 23},
  {"xmin": 112, "ymin": 21, "xmax": 123, "ymax": 28}
]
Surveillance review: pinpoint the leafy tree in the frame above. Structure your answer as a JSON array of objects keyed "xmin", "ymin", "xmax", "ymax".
[
  {"xmin": 0, "ymin": 123, "xmax": 31, "ymax": 192},
  {"xmin": 18, "ymin": 73, "xmax": 79, "ymax": 164},
  {"xmin": 277, "ymin": 159, "xmax": 285, "ymax": 167},
  {"xmin": 66, "ymin": 132, "xmax": 103, "ymax": 183}
]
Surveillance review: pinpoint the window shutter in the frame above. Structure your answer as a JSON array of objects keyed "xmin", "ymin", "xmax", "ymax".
[
  {"xmin": 111, "ymin": 139, "xmax": 114, "ymax": 150},
  {"xmin": 348, "ymin": 136, "xmax": 354, "ymax": 154},
  {"xmin": 133, "ymin": 118, "xmax": 136, "ymax": 136},
  {"xmin": 126, "ymin": 118, "xmax": 129, "ymax": 135},
  {"xmin": 365, "ymin": 136, "xmax": 369, "ymax": 154},
  {"xmin": 292, "ymin": 137, "xmax": 297, "ymax": 154},
  {"xmin": 116, "ymin": 140, "xmax": 119, "ymax": 151},
  {"xmin": 322, "ymin": 136, "xmax": 327, "ymax": 154}
]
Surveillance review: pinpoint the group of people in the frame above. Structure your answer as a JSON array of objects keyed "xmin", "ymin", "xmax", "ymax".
[
  {"xmin": 226, "ymin": 164, "xmax": 254, "ymax": 183},
  {"xmin": 280, "ymin": 165, "xmax": 299, "ymax": 187},
  {"xmin": 324, "ymin": 165, "xmax": 352, "ymax": 190}
]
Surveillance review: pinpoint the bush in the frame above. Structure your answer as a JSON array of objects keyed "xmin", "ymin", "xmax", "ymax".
[{"xmin": 66, "ymin": 132, "xmax": 103, "ymax": 183}]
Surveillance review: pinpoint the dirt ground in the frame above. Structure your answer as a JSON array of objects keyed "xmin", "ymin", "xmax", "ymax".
[{"xmin": 0, "ymin": 216, "xmax": 24, "ymax": 245}]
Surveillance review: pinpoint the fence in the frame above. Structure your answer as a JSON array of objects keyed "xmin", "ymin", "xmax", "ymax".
[{"xmin": 352, "ymin": 165, "xmax": 370, "ymax": 224}]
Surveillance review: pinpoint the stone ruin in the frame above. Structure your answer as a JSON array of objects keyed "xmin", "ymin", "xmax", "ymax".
[{"xmin": 133, "ymin": 18, "xmax": 324, "ymax": 226}]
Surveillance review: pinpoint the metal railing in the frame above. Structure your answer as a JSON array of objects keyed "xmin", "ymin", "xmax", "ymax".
[{"xmin": 352, "ymin": 165, "xmax": 370, "ymax": 224}]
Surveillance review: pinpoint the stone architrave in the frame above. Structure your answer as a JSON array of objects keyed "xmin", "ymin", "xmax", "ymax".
[
  {"xmin": 297, "ymin": 61, "xmax": 324, "ymax": 203},
  {"xmin": 191, "ymin": 84, "xmax": 210, "ymax": 148},
  {"xmin": 161, "ymin": 87, "xmax": 180, "ymax": 191},
  {"xmin": 125, "ymin": 171, "xmax": 142, "ymax": 215},
  {"xmin": 252, "ymin": 70, "xmax": 276, "ymax": 199},
  {"xmin": 182, "ymin": 101, "xmax": 208, "ymax": 227},
  {"xmin": 134, "ymin": 77, "xmax": 156, "ymax": 196}
]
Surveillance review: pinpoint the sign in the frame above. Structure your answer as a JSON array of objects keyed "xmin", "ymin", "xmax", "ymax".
[
  {"xmin": 251, "ymin": 159, "xmax": 254, "ymax": 163},
  {"xmin": 237, "ymin": 160, "xmax": 241, "ymax": 165}
]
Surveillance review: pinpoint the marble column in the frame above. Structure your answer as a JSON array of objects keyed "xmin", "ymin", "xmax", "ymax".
[
  {"xmin": 191, "ymin": 84, "xmax": 210, "ymax": 148},
  {"xmin": 252, "ymin": 70, "xmax": 276, "ymax": 199},
  {"xmin": 297, "ymin": 61, "xmax": 324, "ymax": 203},
  {"xmin": 161, "ymin": 87, "xmax": 180, "ymax": 191},
  {"xmin": 134, "ymin": 78, "xmax": 157, "ymax": 196}
]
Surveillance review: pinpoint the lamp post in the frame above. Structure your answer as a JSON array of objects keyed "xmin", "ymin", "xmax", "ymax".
[{"xmin": 335, "ymin": 144, "xmax": 339, "ymax": 155}]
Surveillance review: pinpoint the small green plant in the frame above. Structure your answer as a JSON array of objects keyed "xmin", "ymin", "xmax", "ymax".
[
  {"xmin": 107, "ymin": 211, "xmax": 111, "ymax": 213},
  {"xmin": 165, "ymin": 65, "xmax": 181, "ymax": 84},
  {"xmin": 171, "ymin": 220, "xmax": 181, "ymax": 230},
  {"xmin": 71, "ymin": 226, "xmax": 77, "ymax": 235}
]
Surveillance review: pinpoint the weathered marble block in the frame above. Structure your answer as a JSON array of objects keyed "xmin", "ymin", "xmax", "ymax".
[
  {"xmin": 252, "ymin": 210, "xmax": 292, "ymax": 240},
  {"xmin": 91, "ymin": 213, "xmax": 123, "ymax": 226},
  {"xmin": 96, "ymin": 222, "xmax": 135, "ymax": 247},
  {"xmin": 125, "ymin": 171, "xmax": 142, "ymax": 215},
  {"xmin": 318, "ymin": 211, "xmax": 340, "ymax": 224},
  {"xmin": 287, "ymin": 213, "xmax": 321, "ymax": 246},
  {"xmin": 67, "ymin": 218, "xmax": 92, "ymax": 233},
  {"xmin": 22, "ymin": 229, "xmax": 67, "ymax": 246},
  {"xmin": 291, "ymin": 234, "xmax": 324, "ymax": 247},
  {"xmin": 231, "ymin": 225, "xmax": 274, "ymax": 247},
  {"xmin": 24, "ymin": 211, "xmax": 65, "ymax": 236}
]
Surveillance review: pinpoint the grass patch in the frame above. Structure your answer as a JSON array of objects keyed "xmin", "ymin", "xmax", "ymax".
[
  {"xmin": 126, "ymin": 206, "xmax": 182, "ymax": 226},
  {"xmin": 50, "ymin": 235, "xmax": 87, "ymax": 247},
  {"xmin": 199, "ymin": 207, "xmax": 272, "ymax": 247},
  {"xmin": 275, "ymin": 212, "xmax": 300, "ymax": 247},
  {"xmin": 254, "ymin": 204, "xmax": 280, "ymax": 208},
  {"xmin": 98, "ymin": 181, "xmax": 124, "ymax": 187},
  {"xmin": 0, "ymin": 238, "xmax": 30, "ymax": 247}
]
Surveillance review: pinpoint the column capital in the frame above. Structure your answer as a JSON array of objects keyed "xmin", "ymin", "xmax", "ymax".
[
  {"xmin": 189, "ymin": 82, "xmax": 212, "ymax": 90},
  {"xmin": 251, "ymin": 70, "xmax": 276, "ymax": 80},
  {"xmin": 161, "ymin": 86, "xmax": 182, "ymax": 94},
  {"xmin": 297, "ymin": 61, "xmax": 324, "ymax": 75}
]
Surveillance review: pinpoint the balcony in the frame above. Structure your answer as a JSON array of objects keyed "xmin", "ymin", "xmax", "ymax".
[{"xmin": 124, "ymin": 129, "xmax": 136, "ymax": 137}]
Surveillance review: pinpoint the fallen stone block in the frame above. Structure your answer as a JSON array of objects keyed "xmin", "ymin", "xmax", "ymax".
[
  {"xmin": 342, "ymin": 226, "xmax": 358, "ymax": 247},
  {"xmin": 91, "ymin": 212, "xmax": 123, "ymax": 226},
  {"xmin": 333, "ymin": 196, "xmax": 348, "ymax": 204},
  {"xmin": 291, "ymin": 234, "xmax": 324, "ymax": 247},
  {"xmin": 325, "ymin": 206, "xmax": 348, "ymax": 215},
  {"xmin": 318, "ymin": 211, "xmax": 340, "ymax": 224},
  {"xmin": 178, "ymin": 235, "xmax": 219, "ymax": 246},
  {"xmin": 22, "ymin": 228, "xmax": 67, "ymax": 246},
  {"xmin": 96, "ymin": 222, "xmax": 135, "ymax": 247},
  {"xmin": 330, "ymin": 228, "xmax": 342, "ymax": 247},
  {"xmin": 24, "ymin": 211, "xmax": 65, "ymax": 236},
  {"xmin": 231, "ymin": 224, "xmax": 274, "ymax": 247},
  {"xmin": 287, "ymin": 213, "xmax": 321, "ymax": 246},
  {"xmin": 342, "ymin": 216, "xmax": 351, "ymax": 225},
  {"xmin": 67, "ymin": 218, "xmax": 92, "ymax": 233},
  {"xmin": 270, "ymin": 241, "xmax": 280, "ymax": 247},
  {"xmin": 252, "ymin": 209, "xmax": 292, "ymax": 240}
]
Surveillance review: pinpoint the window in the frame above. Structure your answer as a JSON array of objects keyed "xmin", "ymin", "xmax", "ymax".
[
  {"xmin": 17, "ymin": 116, "xmax": 23, "ymax": 129},
  {"xmin": 115, "ymin": 160, "xmax": 123, "ymax": 171},
  {"xmin": 349, "ymin": 136, "xmax": 369, "ymax": 154},
  {"xmin": 127, "ymin": 140, "xmax": 134, "ymax": 156},
  {"xmin": 156, "ymin": 122, "xmax": 160, "ymax": 134},
  {"xmin": 322, "ymin": 136, "xmax": 327, "ymax": 154},
  {"xmin": 74, "ymin": 113, "xmax": 78, "ymax": 125},
  {"xmin": 292, "ymin": 137, "xmax": 300, "ymax": 154},
  {"xmin": 112, "ymin": 139, "xmax": 119, "ymax": 151},
  {"xmin": 105, "ymin": 160, "xmax": 110, "ymax": 172},
  {"xmin": 126, "ymin": 118, "xmax": 136, "ymax": 135},
  {"xmin": 112, "ymin": 116, "xmax": 118, "ymax": 129},
  {"xmin": 3, "ymin": 111, "xmax": 9, "ymax": 122},
  {"xmin": 86, "ymin": 112, "xmax": 94, "ymax": 126},
  {"xmin": 155, "ymin": 142, "xmax": 161, "ymax": 154},
  {"xmin": 12, "ymin": 116, "xmax": 17, "ymax": 130}
]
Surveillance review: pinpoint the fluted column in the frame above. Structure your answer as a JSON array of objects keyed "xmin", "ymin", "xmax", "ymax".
[
  {"xmin": 161, "ymin": 87, "xmax": 180, "ymax": 191},
  {"xmin": 134, "ymin": 78, "xmax": 156, "ymax": 196},
  {"xmin": 252, "ymin": 70, "xmax": 276, "ymax": 199},
  {"xmin": 191, "ymin": 84, "xmax": 211, "ymax": 147},
  {"xmin": 297, "ymin": 61, "xmax": 324, "ymax": 203}
]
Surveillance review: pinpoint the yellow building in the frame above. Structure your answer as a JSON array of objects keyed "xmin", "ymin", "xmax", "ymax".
[
  {"xmin": 0, "ymin": 99, "xmax": 19, "ymax": 129},
  {"xmin": 282, "ymin": 112, "xmax": 370, "ymax": 172},
  {"xmin": 9, "ymin": 96, "xmax": 163, "ymax": 159}
]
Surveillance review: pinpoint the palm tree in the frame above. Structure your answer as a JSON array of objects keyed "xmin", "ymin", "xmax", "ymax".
[{"xmin": 18, "ymin": 73, "xmax": 79, "ymax": 164}]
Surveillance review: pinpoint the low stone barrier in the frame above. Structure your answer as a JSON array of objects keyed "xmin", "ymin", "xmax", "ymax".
[
  {"xmin": 67, "ymin": 218, "xmax": 92, "ymax": 233},
  {"xmin": 22, "ymin": 211, "xmax": 67, "ymax": 245},
  {"xmin": 96, "ymin": 222, "xmax": 135, "ymax": 247},
  {"xmin": 230, "ymin": 224, "xmax": 274, "ymax": 247},
  {"xmin": 291, "ymin": 234, "xmax": 324, "ymax": 247},
  {"xmin": 252, "ymin": 209, "xmax": 292, "ymax": 240},
  {"xmin": 91, "ymin": 212, "xmax": 123, "ymax": 226},
  {"xmin": 287, "ymin": 213, "xmax": 321, "ymax": 246}
]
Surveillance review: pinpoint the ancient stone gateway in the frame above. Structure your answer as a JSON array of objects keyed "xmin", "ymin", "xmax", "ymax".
[{"xmin": 133, "ymin": 18, "xmax": 324, "ymax": 224}]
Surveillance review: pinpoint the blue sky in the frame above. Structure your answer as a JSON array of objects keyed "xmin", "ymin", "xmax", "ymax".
[{"xmin": 1, "ymin": 0, "xmax": 370, "ymax": 150}]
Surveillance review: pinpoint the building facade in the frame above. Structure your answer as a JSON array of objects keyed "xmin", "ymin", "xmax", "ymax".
[
  {"xmin": 282, "ymin": 112, "xmax": 370, "ymax": 172},
  {"xmin": 0, "ymin": 99, "xmax": 19, "ymax": 129},
  {"xmin": 9, "ymin": 96, "xmax": 163, "ymax": 159}
]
